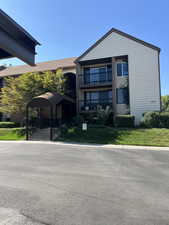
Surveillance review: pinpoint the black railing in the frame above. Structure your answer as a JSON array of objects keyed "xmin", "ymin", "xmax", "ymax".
[
  {"xmin": 79, "ymin": 72, "xmax": 112, "ymax": 87},
  {"xmin": 79, "ymin": 99, "xmax": 112, "ymax": 111}
]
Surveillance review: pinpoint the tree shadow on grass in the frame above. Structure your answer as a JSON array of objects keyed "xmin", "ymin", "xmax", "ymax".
[{"xmin": 60, "ymin": 126, "xmax": 135, "ymax": 145}]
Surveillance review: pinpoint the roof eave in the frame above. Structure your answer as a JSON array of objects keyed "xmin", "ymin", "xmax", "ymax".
[{"xmin": 0, "ymin": 9, "xmax": 40, "ymax": 46}]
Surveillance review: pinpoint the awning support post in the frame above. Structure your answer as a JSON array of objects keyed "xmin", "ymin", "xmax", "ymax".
[
  {"xmin": 26, "ymin": 105, "xmax": 29, "ymax": 140},
  {"xmin": 50, "ymin": 106, "xmax": 53, "ymax": 141}
]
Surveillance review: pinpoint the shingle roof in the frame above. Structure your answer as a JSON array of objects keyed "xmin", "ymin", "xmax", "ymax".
[
  {"xmin": 0, "ymin": 57, "xmax": 76, "ymax": 77},
  {"xmin": 27, "ymin": 92, "xmax": 75, "ymax": 108}
]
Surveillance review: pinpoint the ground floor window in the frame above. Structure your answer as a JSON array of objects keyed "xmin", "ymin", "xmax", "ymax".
[
  {"xmin": 85, "ymin": 90, "xmax": 112, "ymax": 103},
  {"xmin": 116, "ymin": 88, "xmax": 129, "ymax": 104}
]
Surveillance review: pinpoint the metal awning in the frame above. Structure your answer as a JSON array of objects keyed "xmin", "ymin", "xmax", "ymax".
[{"xmin": 0, "ymin": 9, "xmax": 40, "ymax": 65}]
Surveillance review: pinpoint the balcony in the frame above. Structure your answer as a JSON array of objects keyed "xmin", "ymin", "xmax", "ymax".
[
  {"xmin": 78, "ymin": 72, "xmax": 112, "ymax": 88},
  {"xmin": 79, "ymin": 99, "xmax": 112, "ymax": 112}
]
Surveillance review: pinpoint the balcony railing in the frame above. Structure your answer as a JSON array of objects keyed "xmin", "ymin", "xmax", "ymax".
[
  {"xmin": 78, "ymin": 72, "xmax": 112, "ymax": 88},
  {"xmin": 79, "ymin": 99, "xmax": 112, "ymax": 111}
]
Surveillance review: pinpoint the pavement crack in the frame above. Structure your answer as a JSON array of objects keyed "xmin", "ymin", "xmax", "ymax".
[{"xmin": 21, "ymin": 212, "xmax": 52, "ymax": 225}]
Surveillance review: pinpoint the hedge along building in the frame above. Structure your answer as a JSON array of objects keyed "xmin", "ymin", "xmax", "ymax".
[{"xmin": 0, "ymin": 27, "xmax": 161, "ymax": 125}]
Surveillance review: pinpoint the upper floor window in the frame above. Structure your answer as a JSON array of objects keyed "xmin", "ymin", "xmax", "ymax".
[
  {"xmin": 116, "ymin": 88, "xmax": 129, "ymax": 104},
  {"xmin": 84, "ymin": 65, "xmax": 112, "ymax": 84},
  {"xmin": 117, "ymin": 62, "xmax": 128, "ymax": 76}
]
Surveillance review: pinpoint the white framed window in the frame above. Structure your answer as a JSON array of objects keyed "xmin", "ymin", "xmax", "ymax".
[{"xmin": 117, "ymin": 62, "xmax": 128, "ymax": 76}]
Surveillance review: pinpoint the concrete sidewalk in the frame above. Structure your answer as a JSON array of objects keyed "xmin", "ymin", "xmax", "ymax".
[{"xmin": 0, "ymin": 140, "xmax": 169, "ymax": 151}]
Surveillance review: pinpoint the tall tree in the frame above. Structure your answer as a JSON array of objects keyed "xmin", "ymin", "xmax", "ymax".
[
  {"xmin": 161, "ymin": 95, "xmax": 169, "ymax": 111},
  {"xmin": 0, "ymin": 69, "xmax": 65, "ymax": 121}
]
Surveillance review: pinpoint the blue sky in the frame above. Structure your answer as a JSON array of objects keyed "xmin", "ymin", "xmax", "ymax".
[{"xmin": 0, "ymin": 0, "xmax": 169, "ymax": 95}]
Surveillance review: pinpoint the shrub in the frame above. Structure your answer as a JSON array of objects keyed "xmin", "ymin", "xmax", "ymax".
[
  {"xmin": 80, "ymin": 107, "xmax": 114, "ymax": 126},
  {"xmin": 60, "ymin": 124, "xmax": 68, "ymax": 136},
  {"xmin": 159, "ymin": 112, "xmax": 169, "ymax": 128},
  {"xmin": 80, "ymin": 113, "xmax": 97, "ymax": 124},
  {"xmin": 0, "ymin": 121, "xmax": 19, "ymax": 128},
  {"xmin": 105, "ymin": 112, "xmax": 114, "ymax": 126},
  {"xmin": 142, "ymin": 111, "xmax": 169, "ymax": 128},
  {"xmin": 115, "ymin": 115, "xmax": 135, "ymax": 128},
  {"xmin": 71, "ymin": 115, "xmax": 84, "ymax": 126},
  {"xmin": 96, "ymin": 106, "xmax": 113, "ymax": 126},
  {"xmin": 141, "ymin": 112, "xmax": 160, "ymax": 128}
]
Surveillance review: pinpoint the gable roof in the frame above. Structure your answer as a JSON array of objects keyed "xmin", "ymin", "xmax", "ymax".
[
  {"xmin": 75, "ymin": 28, "xmax": 161, "ymax": 63},
  {"xmin": 0, "ymin": 57, "xmax": 76, "ymax": 77}
]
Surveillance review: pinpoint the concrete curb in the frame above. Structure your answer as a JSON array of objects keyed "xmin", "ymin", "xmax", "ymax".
[{"xmin": 0, "ymin": 140, "xmax": 169, "ymax": 152}]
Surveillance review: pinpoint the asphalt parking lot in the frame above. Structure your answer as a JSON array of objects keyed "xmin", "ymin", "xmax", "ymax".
[{"xmin": 0, "ymin": 141, "xmax": 169, "ymax": 225}]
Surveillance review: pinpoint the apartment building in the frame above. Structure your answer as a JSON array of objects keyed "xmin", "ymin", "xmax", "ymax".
[
  {"xmin": 75, "ymin": 28, "xmax": 161, "ymax": 124},
  {"xmin": 0, "ymin": 28, "xmax": 161, "ymax": 125}
]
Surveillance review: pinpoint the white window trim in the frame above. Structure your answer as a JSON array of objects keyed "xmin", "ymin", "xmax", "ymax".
[{"xmin": 117, "ymin": 62, "xmax": 128, "ymax": 77}]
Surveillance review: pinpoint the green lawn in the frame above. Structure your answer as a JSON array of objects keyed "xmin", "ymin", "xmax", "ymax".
[
  {"xmin": 1, "ymin": 126, "xmax": 169, "ymax": 147},
  {"xmin": 57, "ymin": 125, "xmax": 169, "ymax": 147},
  {"xmin": 0, "ymin": 128, "xmax": 25, "ymax": 140}
]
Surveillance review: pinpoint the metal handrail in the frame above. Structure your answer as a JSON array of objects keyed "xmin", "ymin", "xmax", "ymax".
[
  {"xmin": 79, "ymin": 99, "xmax": 112, "ymax": 111},
  {"xmin": 78, "ymin": 72, "xmax": 112, "ymax": 86}
]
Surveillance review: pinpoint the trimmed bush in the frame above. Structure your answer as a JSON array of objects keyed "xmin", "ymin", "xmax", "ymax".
[
  {"xmin": 71, "ymin": 115, "xmax": 84, "ymax": 126},
  {"xmin": 105, "ymin": 112, "xmax": 114, "ymax": 126},
  {"xmin": 115, "ymin": 115, "xmax": 135, "ymax": 128},
  {"xmin": 0, "ymin": 122, "xmax": 19, "ymax": 128},
  {"xmin": 141, "ymin": 112, "xmax": 160, "ymax": 128},
  {"xmin": 142, "ymin": 111, "xmax": 169, "ymax": 128}
]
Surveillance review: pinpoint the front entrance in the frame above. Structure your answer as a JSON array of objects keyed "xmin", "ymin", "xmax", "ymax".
[{"xmin": 26, "ymin": 92, "xmax": 76, "ymax": 141}]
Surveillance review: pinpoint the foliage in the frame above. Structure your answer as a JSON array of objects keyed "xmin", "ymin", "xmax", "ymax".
[
  {"xmin": 115, "ymin": 115, "xmax": 135, "ymax": 127},
  {"xmin": 0, "ymin": 121, "xmax": 19, "ymax": 128},
  {"xmin": 70, "ymin": 115, "xmax": 85, "ymax": 126},
  {"xmin": 0, "ymin": 69, "xmax": 65, "ymax": 122},
  {"xmin": 96, "ymin": 105, "xmax": 113, "ymax": 125},
  {"xmin": 0, "ymin": 128, "xmax": 25, "ymax": 140},
  {"xmin": 161, "ymin": 95, "xmax": 169, "ymax": 111},
  {"xmin": 142, "ymin": 111, "xmax": 169, "ymax": 128},
  {"xmin": 79, "ymin": 106, "xmax": 114, "ymax": 126}
]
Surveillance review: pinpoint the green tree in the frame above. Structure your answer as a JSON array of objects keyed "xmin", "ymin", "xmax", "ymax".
[
  {"xmin": 0, "ymin": 69, "xmax": 65, "ymax": 121},
  {"xmin": 161, "ymin": 95, "xmax": 169, "ymax": 111}
]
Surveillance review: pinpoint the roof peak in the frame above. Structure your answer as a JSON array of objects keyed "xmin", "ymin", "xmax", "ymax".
[{"xmin": 75, "ymin": 27, "xmax": 161, "ymax": 63}]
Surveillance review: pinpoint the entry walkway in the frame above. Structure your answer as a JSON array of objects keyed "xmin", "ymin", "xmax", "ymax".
[{"xmin": 30, "ymin": 128, "xmax": 50, "ymax": 141}]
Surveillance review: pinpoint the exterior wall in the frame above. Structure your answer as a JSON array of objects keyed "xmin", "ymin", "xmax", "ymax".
[{"xmin": 79, "ymin": 32, "xmax": 161, "ymax": 124}]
